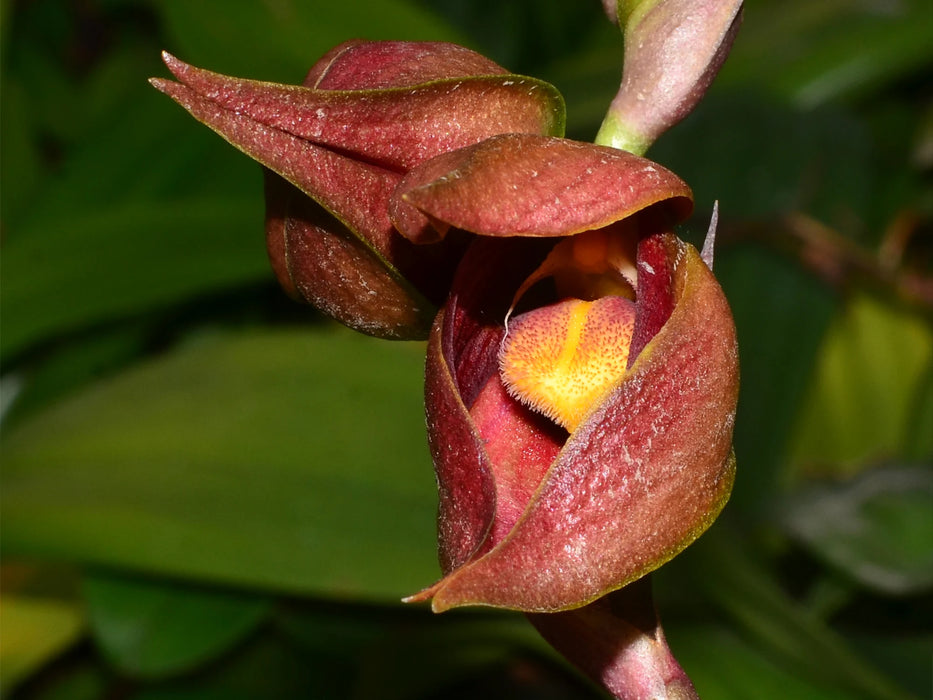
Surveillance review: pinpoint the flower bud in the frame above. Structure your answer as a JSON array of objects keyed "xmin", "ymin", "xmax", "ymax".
[
  {"xmin": 395, "ymin": 134, "xmax": 738, "ymax": 611},
  {"xmin": 596, "ymin": 0, "xmax": 744, "ymax": 155},
  {"xmin": 151, "ymin": 42, "xmax": 565, "ymax": 338}
]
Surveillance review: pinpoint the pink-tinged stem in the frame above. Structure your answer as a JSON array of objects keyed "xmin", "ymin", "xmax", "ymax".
[{"xmin": 528, "ymin": 578, "xmax": 698, "ymax": 700}]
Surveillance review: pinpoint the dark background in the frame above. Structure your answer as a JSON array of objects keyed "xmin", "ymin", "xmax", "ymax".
[{"xmin": 2, "ymin": 1, "xmax": 931, "ymax": 698}]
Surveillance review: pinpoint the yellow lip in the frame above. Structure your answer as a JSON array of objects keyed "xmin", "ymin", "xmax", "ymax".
[{"xmin": 499, "ymin": 294, "xmax": 636, "ymax": 431}]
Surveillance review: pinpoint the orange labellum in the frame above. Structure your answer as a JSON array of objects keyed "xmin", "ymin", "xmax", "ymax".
[{"xmin": 499, "ymin": 295, "xmax": 636, "ymax": 431}]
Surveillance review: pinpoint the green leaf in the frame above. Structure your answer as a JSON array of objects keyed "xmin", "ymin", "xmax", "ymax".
[
  {"xmin": 278, "ymin": 604, "xmax": 546, "ymax": 700},
  {"xmin": 667, "ymin": 624, "xmax": 857, "ymax": 700},
  {"xmin": 849, "ymin": 632, "xmax": 933, "ymax": 700},
  {"xmin": 711, "ymin": 242, "xmax": 837, "ymax": 514},
  {"xmin": 905, "ymin": 365, "xmax": 933, "ymax": 461},
  {"xmin": 1, "ymin": 196, "xmax": 267, "ymax": 360},
  {"xmin": 83, "ymin": 571, "xmax": 270, "ymax": 678},
  {"xmin": 133, "ymin": 631, "xmax": 343, "ymax": 700},
  {"xmin": 1, "ymin": 329, "xmax": 440, "ymax": 600},
  {"xmin": 0, "ymin": 595, "xmax": 85, "ymax": 694},
  {"xmin": 0, "ymin": 76, "xmax": 44, "ymax": 223},
  {"xmin": 650, "ymin": 97, "xmax": 873, "ymax": 230},
  {"xmin": 0, "ymin": 0, "xmax": 10, "ymax": 47},
  {"xmin": 539, "ymin": 34, "xmax": 623, "ymax": 141},
  {"xmin": 29, "ymin": 664, "xmax": 106, "ymax": 700},
  {"xmin": 789, "ymin": 293, "xmax": 933, "ymax": 475},
  {"xmin": 4, "ymin": 324, "xmax": 149, "ymax": 428},
  {"xmin": 782, "ymin": 465, "xmax": 933, "ymax": 595},
  {"xmin": 717, "ymin": 0, "xmax": 933, "ymax": 107},
  {"xmin": 1, "ymin": 82, "xmax": 269, "ymax": 360},
  {"xmin": 665, "ymin": 526, "xmax": 914, "ymax": 700}
]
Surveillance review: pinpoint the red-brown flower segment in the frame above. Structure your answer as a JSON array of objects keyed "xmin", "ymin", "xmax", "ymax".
[
  {"xmin": 393, "ymin": 135, "xmax": 738, "ymax": 612},
  {"xmin": 151, "ymin": 42, "xmax": 564, "ymax": 339}
]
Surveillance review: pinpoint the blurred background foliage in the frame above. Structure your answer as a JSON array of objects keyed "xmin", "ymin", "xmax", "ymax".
[{"xmin": 1, "ymin": 0, "xmax": 931, "ymax": 698}]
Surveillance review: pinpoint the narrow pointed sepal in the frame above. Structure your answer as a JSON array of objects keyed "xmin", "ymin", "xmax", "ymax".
[
  {"xmin": 155, "ymin": 51, "xmax": 564, "ymax": 172},
  {"xmin": 701, "ymin": 201, "xmax": 719, "ymax": 271}
]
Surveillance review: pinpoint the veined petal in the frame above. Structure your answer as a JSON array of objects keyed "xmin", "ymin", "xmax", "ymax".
[
  {"xmin": 153, "ymin": 76, "xmax": 440, "ymax": 337},
  {"xmin": 469, "ymin": 373, "xmax": 564, "ymax": 548},
  {"xmin": 423, "ymin": 314, "xmax": 498, "ymax": 573},
  {"xmin": 265, "ymin": 175, "xmax": 438, "ymax": 338},
  {"xmin": 150, "ymin": 74, "xmax": 401, "ymax": 248},
  {"xmin": 151, "ymin": 45, "xmax": 567, "ymax": 339}
]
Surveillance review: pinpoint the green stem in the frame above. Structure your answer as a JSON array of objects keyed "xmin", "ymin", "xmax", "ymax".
[{"xmin": 594, "ymin": 110, "xmax": 652, "ymax": 157}]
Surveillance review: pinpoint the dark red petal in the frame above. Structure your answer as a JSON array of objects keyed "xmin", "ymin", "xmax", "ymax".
[
  {"xmin": 469, "ymin": 374, "xmax": 563, "ymax": 546},
  {"xmin": 415, "ymin": 238, "xmax": 559, "ymax": 579},
  {"xmin": 423, "ymin": 313, "xmax": 497, "ymax": 574},
  {"xmin": 151, "ymin": 78, "xmax": 452, "ymax": 338},
  {"xmin": 394, "ymin": 134, "xmax": 692, "ymax": 242},
  {"xmin": 149, "ymin": 77, "xmax": 401, "ymax": 242},
  {"xmin": 151, "ymin": 47, "xmax": 566, "ymax": 336},
  {"xmin": 629, "ymin": 234, "xmax": 677, "ymax": 363},
  {"xmin": 263, "ymin": 170, "xmax": 300, "ymax": 300}
]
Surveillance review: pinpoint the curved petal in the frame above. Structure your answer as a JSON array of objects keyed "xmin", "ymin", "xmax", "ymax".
[
  {"xmin": 273, "ymin": 176, "xmax": 437, "ymax": 338},
  {"xmin": 426, "ymin": 234, "xmax": 738, "ymax": 612},
  {"xmin": 151, "ymin": 45, "xmax": 567, "ymax": 339},
  {"xmin": 423, "ymin": 312, "xmax": 497, "ymax": 573},
  {"xmin": 468, "ymin": 375, "xmax": 564, "ymax": 546},
  {"xmin": 417, "ymin": 238, "xmax": 564, "ymax": 578},
  {"xmin": 150, "ymin": 75, "xmax": 401, "ymax": 247},
  {"xmin": 263, "ymin": 170, "xmax": 300, "ymax": 301},
  {"xmin": 393, "ymin": 134, "xmax": 693, "ymax": 243}
]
